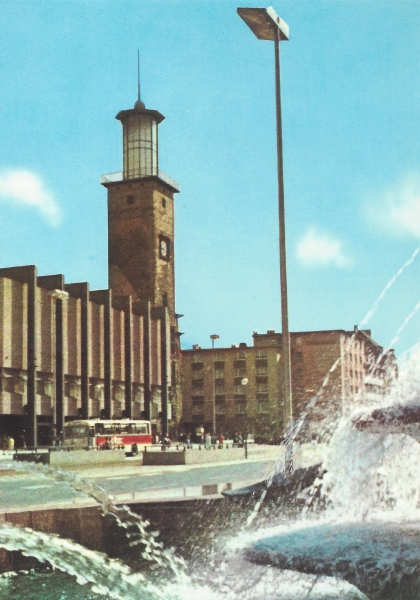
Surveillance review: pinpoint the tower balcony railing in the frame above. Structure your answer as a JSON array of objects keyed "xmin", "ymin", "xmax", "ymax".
[
  {"xmin": 100, "ymin": 171, "xmax": 123, "ymax": 184},
  {"xmin": 100, "ymin": 170, "xmax": 180, "ymax": 191}
]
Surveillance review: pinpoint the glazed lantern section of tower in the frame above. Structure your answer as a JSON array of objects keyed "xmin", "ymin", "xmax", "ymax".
[{"xmin": 116, "ymin": 99, "xmax": 164, "ymax": 180}]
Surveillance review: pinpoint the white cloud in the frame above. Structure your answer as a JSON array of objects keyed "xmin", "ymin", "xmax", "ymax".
[
  {"xmin": 297, "ymin": 228, "xmax": 352, "ymax": 268},
  {"xmin": 366, "ymin": 173, "xmax": 420, "ymax": 238},
  {"xmin": 0, "ymin": 170, "xmax": 61, "ymax": 226}
]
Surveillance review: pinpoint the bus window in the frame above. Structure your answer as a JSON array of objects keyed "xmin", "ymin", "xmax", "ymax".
[
  {"xmin": 121, "ymin": 423, "xmax": 135, "ymax": 434},
  {"xmin": 95, "ymin": 423, "xmax": 104, "ymax": 435},
  {"xmin": 137, "ymin": 424, "xmax": 148, "ymax": 434},
  {"xmin": 64, "ymin": 425, "xmax": 89, "ymax": 439}
]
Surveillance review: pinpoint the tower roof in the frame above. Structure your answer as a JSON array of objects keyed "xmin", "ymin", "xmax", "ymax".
[{"xmin": 116, "ymin": 100, "xmax": 165, "ymax": 124}]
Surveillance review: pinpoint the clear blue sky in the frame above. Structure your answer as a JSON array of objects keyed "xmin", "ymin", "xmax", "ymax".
[{"xmin": 0, "ymin": 0, "xmax": 419, "ymax": 357}]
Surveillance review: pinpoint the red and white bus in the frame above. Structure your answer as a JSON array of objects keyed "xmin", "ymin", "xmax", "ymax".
[{"xmin": 62, "ymin": 419, "xmax": 152, "ymax": 455}]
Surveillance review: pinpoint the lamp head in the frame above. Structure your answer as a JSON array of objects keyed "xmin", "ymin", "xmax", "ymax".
[{"xmin": 237, "ymin": 7, "xmax": 289, "ymax": 41}]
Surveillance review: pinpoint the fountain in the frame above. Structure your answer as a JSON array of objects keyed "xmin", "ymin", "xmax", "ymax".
[
  {"xmin": 242, "ymin": 346, "xmax": 420, "ymax": 600},
  {"xmin": 3, "ymin": 371, "xmax": 420, "ymax": 599},
  {"xmin": 1, "ymin": 261, "xmax": 420, "ymax": 599}
]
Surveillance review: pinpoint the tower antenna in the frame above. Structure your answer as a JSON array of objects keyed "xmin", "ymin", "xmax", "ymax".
[{"xmin": 137, "ymin": 49, "xmax": 141, "ymax": 103}]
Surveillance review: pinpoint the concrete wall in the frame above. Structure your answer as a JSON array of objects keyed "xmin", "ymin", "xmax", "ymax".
[
  {"xmin": 0, "ymin": 506, "xmax": 105, "ymax": 573},
  {"xmin": 49, "ymin": 449, "xmax": 127, "ymax": 468},
  {"xmin": 142, "ymin": 447, "xmax": 245, "ymax": 466}
]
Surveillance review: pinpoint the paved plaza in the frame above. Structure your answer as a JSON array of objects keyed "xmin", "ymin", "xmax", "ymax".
[{"xmin": 0, "ymin": 443, "xmax": 327, "ymax": 512}]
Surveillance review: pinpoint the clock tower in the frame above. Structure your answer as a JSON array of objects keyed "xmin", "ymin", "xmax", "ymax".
[
  {"xmin": 101, "ymin": 88, "xmax": 181, "ymax": 434},
  {"xmin": 101, "ymin": 94, "xmax": 179, "ymax": 319}
]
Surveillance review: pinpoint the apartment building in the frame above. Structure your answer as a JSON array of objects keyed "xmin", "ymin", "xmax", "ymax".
[{"xmin": 180, "ymin": 328, "xmax": 396, "ymax": 442}]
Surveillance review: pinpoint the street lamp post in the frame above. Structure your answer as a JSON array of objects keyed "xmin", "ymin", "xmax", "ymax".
[
  {"xmin": 237, "ymin": 6, "xmax": 293, "ymax": 438},
  {"xmin": 210, "ymin": 334, "xmax": 220, "ymax": 434},
  {"xmin": 241, "ymin": 377, "xmax": 249, "ymax": 458}
]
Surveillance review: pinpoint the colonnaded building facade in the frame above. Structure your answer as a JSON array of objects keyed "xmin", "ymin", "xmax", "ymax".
[
  {"xmin": 180, "ymin": 328, "xmax": 397, "ymax": 442},
  {"xmin": 0, "ymin": 93, "xmax": 181, "ymax": 447}
]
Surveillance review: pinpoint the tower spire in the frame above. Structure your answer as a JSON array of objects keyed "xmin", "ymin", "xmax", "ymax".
[
  {"xmin": 134, "ymin": 50, "xmax": 145, "ymax": 109},
  {"xmin": 137, "ymin": 49, "xmax": 141, "ymax": 102}
]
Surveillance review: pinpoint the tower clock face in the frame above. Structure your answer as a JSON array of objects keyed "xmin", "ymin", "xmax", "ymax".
[
  {"xmin": 160, "ymin": 239, "xmax": 167, "ymax": 257},
  {"xmin": 159, "ymin": 236, "xmax": 170, "ymax": 260}
]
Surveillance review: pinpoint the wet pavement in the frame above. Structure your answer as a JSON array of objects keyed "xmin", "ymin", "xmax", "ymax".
[{"xmin": 0, "ymin": 443, "xmax": 327, "ymax": 511}]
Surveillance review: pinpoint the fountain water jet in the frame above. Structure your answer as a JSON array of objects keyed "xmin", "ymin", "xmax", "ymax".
[
  {"xmin": 2, "ymin": 251, "xmax": 420, "ymax": 599},
  {"xmin": 0, "ymin": 459, "xmax": 186, "ymax": 577},
  {"xmin": 242, "ymin": 346, "xmax": 420, "ymax": 599}
]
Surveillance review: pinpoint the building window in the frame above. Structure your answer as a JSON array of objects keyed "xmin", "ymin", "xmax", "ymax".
[
  {"xmin": 215, "ymin": 378, "xmax": 225, "ymax": 390},
  {"xmin": 162, "ymin": 197, "xmax": 166, "ymax": 208},
  {"xmin": 127, "ymin": 195, "xmax": 135, "ymax": 204},
  {"xmin": 159, "ymin": 235, "xmax": 171, "ymax": 261},
  {"xmin": 256, "ymin": 367, "xmax": 268, "ymax": 376},
  {"xmin": 234, "ymin": 394, "xmax": 246, "ymax": 402},
  {"xmin": 255, "ymin": 358, "xmax": 268, "ymax": 367},
  {"xmin": 214, "ymin": 361, "xmax": 225, "ymax": 370},
  {"xmin": 191, "ymin": 397, "xmax": 204, "ymax": 416},
  {"xmin": 234, "ymin": 368, "xmax": 247, "ymax": 378},
  {"xmin": 191, "ymin": 362, "xmax": 204, "ymax": 371},
  {"xmin": 15, "ymin": 377, "xmax": 26, "ymax": 394},
  {"xmin": 192, "ymin": 379, "xmax": 204, "ymax": 390},
  {"xmin": 36, "ymin": 379, "xmax": 53, "ymax": 396},
  {"xmin": 255, "ymin": 358, "xmax": 268, "ymax": 376},
  {"xmin": 215, "ymin": 396, "xmax": 226, "ymax": 415},
  {"xmin": 234, "ymin": 401, "xmax": 246, "ymax": 414},
  {"xmin": 234, "ymin": 359, "xmax": 246, "ymax": 370},
  {"xmin": 113, "ymin": 384, "xmax": 125, "ymax": 402},
  {"xmin": 256, "ymin": 383, "xmax": 268, "ymax": 393},
  {"xmin": 192, "ymin": 404, "xmax": 204, "ymax": 416},
  {"xmin": 257, "ymin": 394, "xmax": 269, "ymax": 413}
]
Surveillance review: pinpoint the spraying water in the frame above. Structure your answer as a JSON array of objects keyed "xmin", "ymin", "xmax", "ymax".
[{"xmin": 1, "ymin": 251, "xmax": 420, "ymax": 599}]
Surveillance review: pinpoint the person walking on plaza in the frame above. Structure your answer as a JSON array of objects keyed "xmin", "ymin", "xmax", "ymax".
[
  {"xmin": 217, "ymin": 432, "xmax": 224, "ymax": 448},
  {"xmin": 205, "ymin": 431, "xmax": 211, "ymax": 448},
  {"xmin": 161, "ymin": 433, "xmax": 171, "ymax": 451}
]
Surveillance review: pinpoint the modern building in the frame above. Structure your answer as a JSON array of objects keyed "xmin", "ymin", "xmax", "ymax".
[
  {"xmin": 180, "ymin": 328, "xmax": 396, "ymax": 442},
  {"xmin": 0, "ymin": 91, "xmax": 181, "ymax": 447}
]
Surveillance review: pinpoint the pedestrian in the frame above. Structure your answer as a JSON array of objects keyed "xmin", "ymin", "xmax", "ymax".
[
  {"xmin": 7, "ymin": 436, "xmax": 14, "ymax": 451},
  {"xmin": 160, "ymin": 433, "xmax": 171, "ymax": 451},
  {"xmin": 185, "ymin": 434, "xmax": 191, "ymax": 449},
  {"xmin": 205, "ymin": 431, "xmax": 211, "ymax": 448},
  {"xmin": 217, "ymin": 432, "xmax": 225, "ymax": 448}
]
